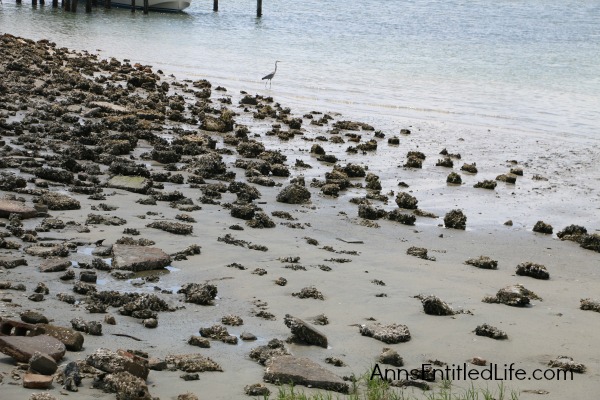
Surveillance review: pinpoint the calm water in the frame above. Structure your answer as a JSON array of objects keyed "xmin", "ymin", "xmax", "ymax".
[{"xmin": 1, "ymin": 0, "xmax": 599, "ymax": 137}]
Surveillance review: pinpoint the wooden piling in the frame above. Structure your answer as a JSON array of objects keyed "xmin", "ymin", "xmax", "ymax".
[
  {"xmin": 71, "ymin": 0, "xmax": 77, "ymax": 12},
  {"xmin": 52, "ymin": 0, "xmax": 58, "ymax": 8},
  {"xmin": 64, "ymin": 0, "xmax": 70, "ymax": 12},
  {"xmin": 143, "ymin": 0, "xmax": 148, "ymax": 14},
  {"xmin": 40, "ymin": 0, "xmax": 45, "ymax": 6},
  {"xmin": 32, "ymin": 0, "xmax": 38, "ymax": 6},
  {"xmin": 257, "ymin": 0, "xmax": 262, "ymax": 17},
  {"xmin": 131, "ymin": 0, "xmax": 135, "ymax": 12},
  {"xmin": 213, "ymin": 0, "xmax": 218, "ymax": 12},
  {"xmin": 105, "ymin": 0, "xmax": 111, "ymax": 9},
  {"xmin": 16, "ymin": 0, "xmax": 22, "ymax": 4},
  {"xmin": 92, "ymin": 0, "xmax": 96, "ymax": 6},
  {"xmin": 86, "ymin": 0, "xmax": 91, "ymax": 12}
]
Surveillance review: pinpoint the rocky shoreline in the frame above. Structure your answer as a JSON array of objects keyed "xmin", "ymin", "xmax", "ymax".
[{"xmin": 0, "ymin": 33, "xmax": 599, "ymax": 400}]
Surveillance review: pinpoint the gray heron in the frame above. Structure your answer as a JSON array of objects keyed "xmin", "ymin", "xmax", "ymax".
[{"xmin": 262, "ymin": 60, "xmax": 281, "ymax": 88}]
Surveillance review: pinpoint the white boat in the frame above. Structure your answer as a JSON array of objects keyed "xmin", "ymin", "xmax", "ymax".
[{"xmin": 110, "ymin": 0, "xmax": 191, "ymax": 12}]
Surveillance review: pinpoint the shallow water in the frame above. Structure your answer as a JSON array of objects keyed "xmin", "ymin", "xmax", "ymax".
[{"xmin": 1, "ymin": 0, "xmax": 599, "ymax": 137}]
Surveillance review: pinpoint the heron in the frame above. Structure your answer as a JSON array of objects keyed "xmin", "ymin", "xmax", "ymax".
[{"xmin": 262, "ymin": 60, "xmax": 281, "ymax": 88}]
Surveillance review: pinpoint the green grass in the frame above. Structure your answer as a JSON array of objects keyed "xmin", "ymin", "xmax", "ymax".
[{"xmin": 260, "ymin": 371, "xmax": 520, "ymax": 400}]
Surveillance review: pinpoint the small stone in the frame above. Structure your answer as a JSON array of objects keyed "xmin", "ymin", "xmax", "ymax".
[
  {"xmin": 379, "ymin": 348, "xmax": 404, "ymax": 367},
  {"xmin": 23, "ymin": 373, "xmax": 54, "ymax": 389},
  {"xmin": 20, "ymin": 311, "xmax": 49, "ymax": 324},
  {"xmin": 29, "ymin": 351, "xmax": 58, "ymax": 375},
  {"xmin": 143, "ymin": 318, "xmax": 158, "ymax": 328},
  {"xmin": 240, "ymin": 332, "xmax": 257, "ymax": 341},
  {"xmin": 188, "ymin": 336, "xmax": 211, "ymax": 348},
  {"xmin": 180, "ymin": 373, "xmax": 200, "ymax": 381},
  {"xmin": 104, "ymin": 314, "xmax": 116, "ymax": 325},
  {"xmin": 245, "ymin": 383, "xmax": 270, "ymax": 396},
  {"xmin": 548, "ymin": 356, "xmax": 586, "ymax": 373},
  {"xmin": 470, "ymin": 357, "xmax": 487, "ymax": 366}
]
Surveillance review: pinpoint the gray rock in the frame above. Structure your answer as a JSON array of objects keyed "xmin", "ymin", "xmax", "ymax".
[
  {"xmin": 276, "ymin": 184, "xmax": 311, "ymax": 204},
  {"xmin": 379, "ymin": 348, "xmax": 403, "ymax": 367},
  {"xmin": 0, "ymin": 335, "xmax": 66, "ymax": 363},
  {"xmin": 421, "ymin": 295, "xmax": 455, "ymax": 316},
  {"xmin": 264, "ymin": 356, "xmax": 348, "ymax": 393},
  {"xmin": 283, "ymin": 314, "xmax": 328, "ymax": 348},
  {"xmin": 29, "ymin": 351, "xmax": 58, "ymax": 375},
  {"xmin": 112, "ymin": 244, "xmax": 171, "ymax": 272},
  {"xmin": 474, "ymin": 324, "xmax": 508, "ymax": 340},
  {"xmin": 107, "ymin": 175, "xmax": 151, "ymax": 194},
  {"xmin": 482, "ymin": 284, "xmax": 542, "ymax": 307},
  {"xmin": 0, "ymin": 199, "xmax": 38, "ymax": 219},
  {"xmin": 86, "ymin": 348, "xmax": 149, "ymax": 380},
  {"xmin": 359, "ymin": 323, "xmax": 411, "ymax": 344}
]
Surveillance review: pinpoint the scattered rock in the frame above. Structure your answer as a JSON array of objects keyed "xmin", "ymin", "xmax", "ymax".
[
  {"xmin": 0, "ymin": 334, "xmax": 66, "ymax": 362},
  {"xmin": 444, "ymin": 209, "xmax": 467, "ymax": 230},
  {"xmin": 23, "ymin": 373, "xmax": 54, "ymax": 389},
  {"xmin": 395, "ymin": 192, "xmax": 418, "ymax": 209},
  {"xmin": 421, "ymin": 295, "xmax": 455, "ymax": 316},
  {"xmin": 276, "ymin": 184, "xmax": 311, "ymax": 204},
  {"xmin": 533, "ymin": 221, "xmax": 553, "ymax": 234},
  {"xmin": 111, "ymin": 244, "xmax": 172, "ymax": 272},
  {"xmin": 264, "ymin": 356, "xmax": 349, "ymax": 393},
  {"xmin": 178, "ymin": 283, "xmax": 218, "ymax": 305},
  {"xmin": 379, "ymin": 348, "xmax": 404, "ymax": 367},
  {"xmin": 292, "ymin": 286, "xmax": 324, "ymax": 300},
  {"xmin": 548, "ymin": 356, "xmax": 586, "ymax": 373},
  {"xmin": 29, "ymin": 351, "xmax": 59, "ymax": 375},
  {"xmin": 474, "ymin": 324, "xmax": 508, "ymax": 340},
  {"xmin": 516, "ymin": 262, "xmax": 550, "ymax": 280},
  {"xmin": 406, "ymin": 246, "xmax": 435, "ymax": 261},
  {"xmin": 86, "ymin": 348, "xmax": 149, "ymax": 380},
  {"xmin": 470, "ymin": 357, "xmax": 487, "ymax": 366},
  {"xmin": 465, "ymin": 256, "xmax": 498, "ymax": 269},
  {"xmin": 579, "ymin": 298, "xmax": 600, "ymax": 312},
  {"xmin": 359, "ymin": 323, "xmax": 411, "ymax": 344},
  {"xmin": 245, "ymin": 383, "xmax": 270, "ymax": 396},
  {"xmin": 482, "ymin": 284, "xmax": 541, "ymax": 307},
  {"xmin": 249, "ymin": 339, "xmax": 290, "ymax": 365},
  {"xmin": 283, "ymin": 314, "xmax": 328, "ymax": 348}
]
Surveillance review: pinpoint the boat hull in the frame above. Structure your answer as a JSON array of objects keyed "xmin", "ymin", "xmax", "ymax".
[{"xmin": 110, "ymin": 0, "xmax": 191, "ymax": 12}]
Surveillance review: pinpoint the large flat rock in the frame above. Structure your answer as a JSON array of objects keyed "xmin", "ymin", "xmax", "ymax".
[
  {"xmin": 264, "ymin": 356, "xmax": 348, "ymax": 393},
  {"xmin": 0, "ymin": 335, "xmax": 66, "ymax": 362},
  {"xmin": 0, "ymin": 199, "xmax": 38, "ymax": 219},
  {"xmin": 39, "ymin": 258, "xmax": 71, "ymax": 272},
  {"xmin": 112, "ymin": 244, "xmax": 171, "ymax": 272},
  {"xmin": 107, "ymin": 175, "xmax": 151, "ymax": 194},
  {"xmin": 284, "ymin": 314, "xmax": 328, "ymax": 348}
]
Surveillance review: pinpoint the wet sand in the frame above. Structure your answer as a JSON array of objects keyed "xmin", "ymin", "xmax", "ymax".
[{"xmin": 0, "ymin": 34, "xmax": 599, "ymax": 400}]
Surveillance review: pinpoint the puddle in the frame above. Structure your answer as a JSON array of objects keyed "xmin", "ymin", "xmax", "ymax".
[{"xmin": 77, "ymin": 247, "xmax": 94, "ymax": 256}]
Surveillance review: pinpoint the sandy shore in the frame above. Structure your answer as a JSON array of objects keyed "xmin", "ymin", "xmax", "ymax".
[{"xmin": 0, "ymin": 33, "xmax": 599, "ymax": 400}]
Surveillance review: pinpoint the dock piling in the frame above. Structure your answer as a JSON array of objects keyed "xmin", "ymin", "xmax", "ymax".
[
  {"xmin": 52, "ymin": 0, "xmax": 58, "ymax": 7},
  {"xmin": 131, "ymin": 0, "xmax": 134, "ymax": 12},
  {"xmin": 86, "ymin": 0, "xmax": 91, "ymax": 12},
  {"xmin": 213, "ymin": 0, "xmax": 217, "ymax": 12},
  {"xmin": 71, "ymin": 0, "xmax": 77, "ymax": 12},
  {"xmin": 64, "ymin": 0, "xmax": 70, "ymax": 11},
  {"xmin": 105, "ymin": 0, "xmax": 111, "ymax": 9},
  {"xmin": 143, "ymin": 0, "xmax": 148, "ymax": 14},
  {"xmin": 257, "ymin": 0, "xmax": 262, "ymax": 17}
]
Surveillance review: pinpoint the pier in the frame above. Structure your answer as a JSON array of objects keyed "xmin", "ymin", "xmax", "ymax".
[{"xmin": 9, "ymin": 0, "xmax": 265, "ymax": 16}]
